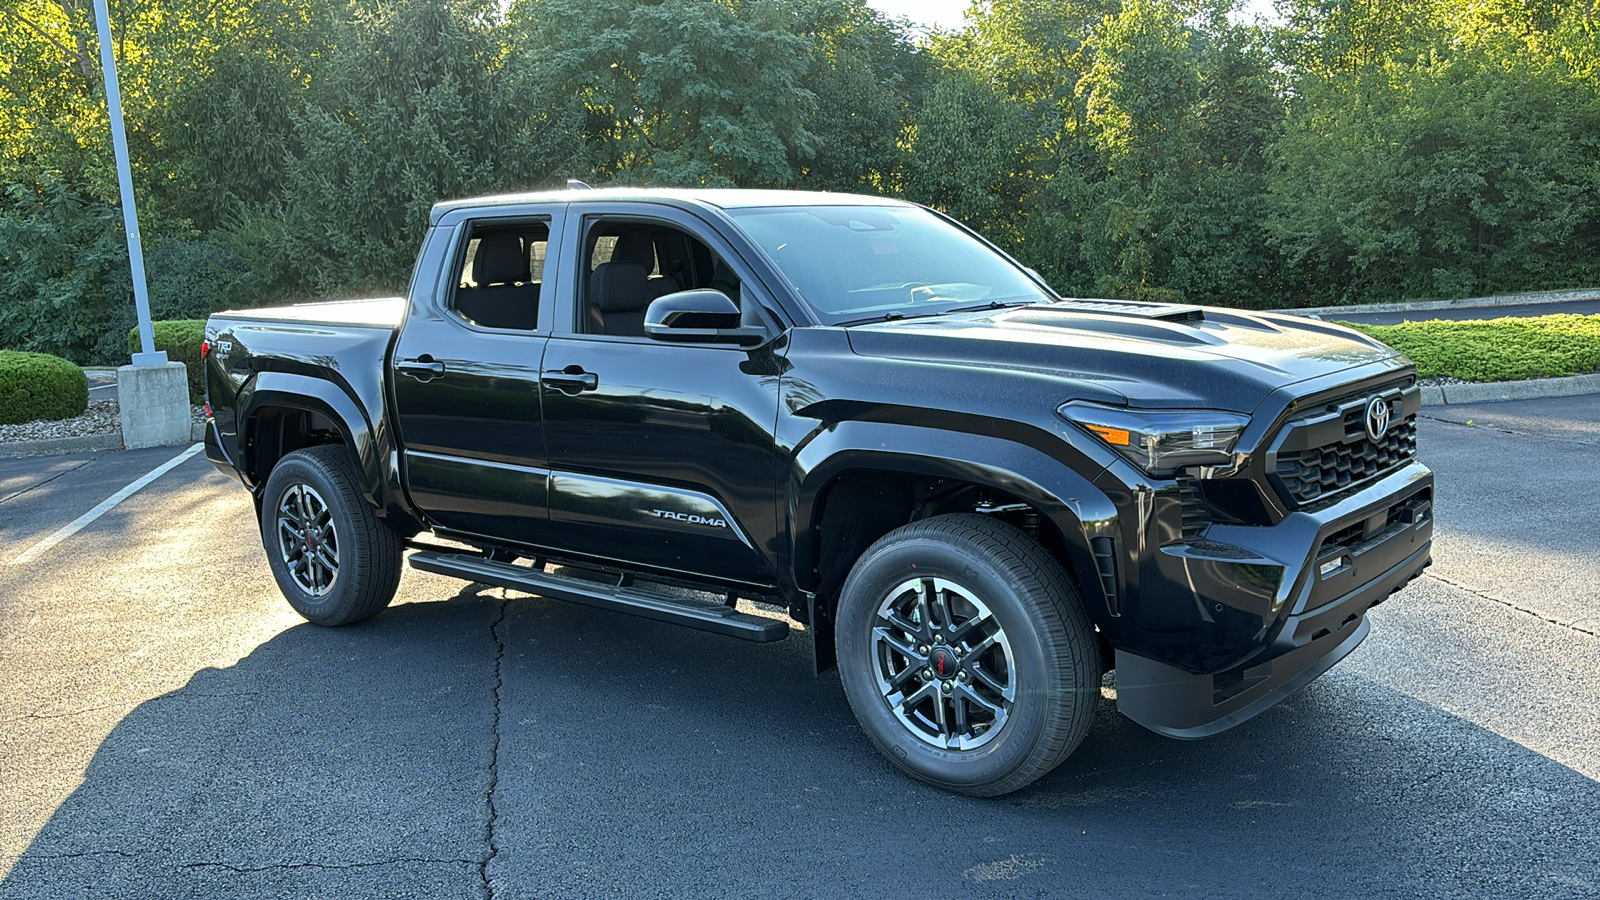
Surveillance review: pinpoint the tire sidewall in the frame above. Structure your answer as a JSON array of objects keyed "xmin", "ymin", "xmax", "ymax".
[
  {"xmin": 261, "ymin": 453, "xmax": 366, "ymax": 625},
  {"xmin": 835, "ymin": 533, "xmax": 1063, "ymax": 791}
]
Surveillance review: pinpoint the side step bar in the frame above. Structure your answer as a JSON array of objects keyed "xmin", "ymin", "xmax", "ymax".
[{"xmin": 409, "ymin": 551, "xmax": 789, "ymax": 643}]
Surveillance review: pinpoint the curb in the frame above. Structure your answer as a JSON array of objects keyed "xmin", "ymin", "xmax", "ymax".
[
  {"xmin": 1420, "ymin": 373, "xmax": 1600, "ymax": 407},
  {"xmin": 0, "ymin": 432, "xmax": 124, "ymax": 458},
  {"xmin": 0, "ymin": 422, "xmax": 206, "ymax": 459},
  {"xmin": 1271, "ymin": 287, "xmax": 1600, "ymax": 318}
]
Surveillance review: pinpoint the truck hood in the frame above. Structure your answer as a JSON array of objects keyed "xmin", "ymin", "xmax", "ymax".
[{"xmin": 843, "ymin": 300, "xmax": 1402, "ymax": 413}]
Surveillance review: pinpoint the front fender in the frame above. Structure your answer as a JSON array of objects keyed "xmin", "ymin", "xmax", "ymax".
[{"xmin": 788, "ymin": 419, "xmax": 1120, "ymax": 621}]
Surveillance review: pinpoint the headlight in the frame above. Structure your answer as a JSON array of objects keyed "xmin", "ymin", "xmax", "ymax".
[{"xmin": 1057, "ymin": 401, "xmax": 1249, "ymax": 476}]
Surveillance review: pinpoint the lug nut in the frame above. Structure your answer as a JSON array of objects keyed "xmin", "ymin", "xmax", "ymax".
[
  {"xmin": 922, "ymin": 668, "xmax": 933, "ymax": 680},
  {"xmin": 917, "ymin": 645, "xmax": 929, "ymax": 655},
  {"xmin": 941, "ymin": 681, "xmax": 953, "ymax": 693},
  {"xmin": 959, "ymin": 671, "xmax": 971, "ymax": 683}
]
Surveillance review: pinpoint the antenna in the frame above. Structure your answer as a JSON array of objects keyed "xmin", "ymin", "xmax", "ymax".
[{"xmin": 566, "ymin": 179, "xmax": 594, "ymax": 190}]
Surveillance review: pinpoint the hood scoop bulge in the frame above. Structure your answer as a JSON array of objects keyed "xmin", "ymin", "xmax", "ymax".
[
  {"xmin": 1037, "ymin": 299, "xmax": 1206, "ymax": 322},
  {"xmin": 996, "ymin": 299, "xmax": 1216, "ymax": 346}
]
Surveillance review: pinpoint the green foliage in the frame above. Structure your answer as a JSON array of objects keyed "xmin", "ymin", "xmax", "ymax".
[
  {"xmin": 128, "ymin": 320, "xmax": 207, "ymax": 401},
  {"xmin": 270, "ymin": 0, "xmax": 576, "ymax": 296},
  {"xmin": 514, "ymin": 0, "xmax": 816, "ymax": 188},
  {"xmin": 0, "ymin": 181, "xmax": 133, "ymax": 366},
  {"xmin": 1341, "ymin": 315, "xmax": 1600, "ymax": 381},
  {"xmin": 1268, "ymin": 46, "xmax": 1600, "ymax": 305},
  {"xmin": 791, "ymin": 0, "xmax": 930, "ymax": 193},
  {"xmin": 0, "ymin": 350, "xmax": 88, "ymax": 425},
  {"xmin": 905, "ymin": 72, "xmax": 1031, "ymax": 243},
  {"xmin": 4, "ymin": 0, "xmax": 1600, "ymax": 361}
]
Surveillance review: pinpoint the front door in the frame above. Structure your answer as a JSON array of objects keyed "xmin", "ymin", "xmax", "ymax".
[
  {"xmin": 538, "ymin": 207, "xmax": 785, "ymax": 587},
  {"xmin": 390, "ymin": 205, "xmax": 568, "ymax": 548}
]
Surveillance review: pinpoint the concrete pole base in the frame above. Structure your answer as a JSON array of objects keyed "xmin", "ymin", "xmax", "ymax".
[{"xmin": 117, "ymin": 361, "xmax": 191, "ymax": 449}]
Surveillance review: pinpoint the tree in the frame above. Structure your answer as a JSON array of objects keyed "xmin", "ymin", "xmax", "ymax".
[
  {"xmin": 789, "ymin": 0, "xmax": 929, "ymax": 193},
  {"xmin": 513, "ymin": 0, "xmax": 815, "ymax": 187},
  {"xmin": 260, "ymin": 0, "xmax": 578, "ymax": 295},
  {"xmin": 1268, "ymin": 46, "xmax": 1600, "ymax": 303}
]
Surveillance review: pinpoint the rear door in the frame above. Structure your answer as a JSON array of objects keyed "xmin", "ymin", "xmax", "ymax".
[
  {"xmin": 390, "ymin": 202, "xmax": 569, "ymax": 547},
  {"xmin": 538, "ymin": 203, "xmax": 787, "ymax": 587}
]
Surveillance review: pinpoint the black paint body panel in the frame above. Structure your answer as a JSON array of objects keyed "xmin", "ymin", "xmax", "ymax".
[{"xmin": 204, "ymin": 187, "xmax": 1433, "ymax": 740}]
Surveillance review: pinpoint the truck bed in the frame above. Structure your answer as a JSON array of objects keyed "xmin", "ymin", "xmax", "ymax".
[{"xmin": 213, "ymin": 297, "xmax": 405, "ymax": 328}]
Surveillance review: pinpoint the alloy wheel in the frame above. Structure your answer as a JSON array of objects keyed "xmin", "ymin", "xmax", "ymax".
[
  {"xmin": 870, "ymin": 576, "xmax": 1016, "ymax": 750},
  {"xmin": 276, "ymin": 483, "xmax": 340, "ymax": 596}
]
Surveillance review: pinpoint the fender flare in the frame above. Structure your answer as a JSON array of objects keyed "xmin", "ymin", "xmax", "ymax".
[
  {"xmin": 237, "ymin": 371, "xmax": 386, "ymax": 509},
  {"xmin": 790, "ymin": 419, "xmax": 1120, "ymax": 605}
]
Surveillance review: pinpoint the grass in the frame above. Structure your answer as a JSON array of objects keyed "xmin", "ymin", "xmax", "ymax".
[{"xmin": 1337, "ymin": 313, "xmax": 1600, "ymax": 382}]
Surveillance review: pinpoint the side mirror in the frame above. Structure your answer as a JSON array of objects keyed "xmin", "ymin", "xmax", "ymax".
[{"xmin": 645, "ymin": 290, "xmax": 766, "ymax": 346}]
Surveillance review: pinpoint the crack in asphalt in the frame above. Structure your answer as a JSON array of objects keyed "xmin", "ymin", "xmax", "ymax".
[
  {"xmin": 180, "ymin": 858, "xmax": 477, "ymax": 875},
  {"xmin": 10, "ymin": 849, "xmax": 144, "ymax": 862},
  {"xmin": 1394, "ymin": 768, "xmax": 1449, "ymax": 803},
  {"xmin": 1425, "ymin": 572, "xmax": 1598, "ymax": 638},
  {"xmin": 0, "ymin": 458, "xmax": 93, "ymax": 506},
  {"xmin": 5, "ymin": 691, "xmax": 274, "ymax": 725},
  {"xmin": 1418, "ymin": 413, "xmax": 1600, "ymax": 447},
  {"xmin": 480, "ymin": 595, "xmax": 508, "ymax": 900},
  {"xmin": 7, "ymin": 703, "xmax": 132, "ymax": 724}
]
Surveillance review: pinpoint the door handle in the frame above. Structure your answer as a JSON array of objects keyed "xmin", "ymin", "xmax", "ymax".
[
  {"xmin": 541, "ymin": 366, "xmax": 599, "ymax": 395},
  {"xmin": 397, "ymin": 356, "xmax": 447, "ymax": 381}
]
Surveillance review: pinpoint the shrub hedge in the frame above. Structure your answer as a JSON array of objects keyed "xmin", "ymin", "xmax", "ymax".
[
  {"xmin": 128, "ymin": 319, "xmax": 206, "ymax": 402},
  {"xmin": 0, "ymin": 350, "xmax": 89, "ymax": 425},
  {"xmin": 1340, "ymin": 314, "xmax": 1600, "ymax": 382}
]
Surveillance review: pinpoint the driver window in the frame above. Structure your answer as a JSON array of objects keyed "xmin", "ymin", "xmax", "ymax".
[
  {"xmin": 583, "ymin": 220, "xmax": 741, "ymax": 337},
  {"xmin": 451, "ymin": 221, "xmax": 548, "ymax": 330}
]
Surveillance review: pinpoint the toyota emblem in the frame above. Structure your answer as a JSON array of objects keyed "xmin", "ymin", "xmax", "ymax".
[{"xmin": 1365, "ymin": 397, "xmax": 1391, "ymax": 442}]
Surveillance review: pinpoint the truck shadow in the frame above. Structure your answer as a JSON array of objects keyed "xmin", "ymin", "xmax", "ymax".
[{"xmin": 4, "ymin": 588, "xmax": 1598, "ymax": 899}]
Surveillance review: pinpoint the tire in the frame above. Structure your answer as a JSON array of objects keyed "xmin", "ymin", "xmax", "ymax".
[
  {"xmin": 833, "ymin": 514, "xmax": 1100, "ymax": 796},
  {"xmin": 260, "ymin": 445, "xmax": 403, "ymax": 626}
]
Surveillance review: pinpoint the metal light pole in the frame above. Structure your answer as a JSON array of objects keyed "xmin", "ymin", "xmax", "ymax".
[{"xmin": 92, "ymin": 0, "xmax": 166, "ymax": 366}]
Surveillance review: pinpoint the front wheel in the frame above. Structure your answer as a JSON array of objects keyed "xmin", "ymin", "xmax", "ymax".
[
  {"xmin": 834, "ymin": 514, "xmax": 1100, "ymax": 796},
  {"xmin": 261, "ymin": 445, "xmax": 403, "ymax": 626}
]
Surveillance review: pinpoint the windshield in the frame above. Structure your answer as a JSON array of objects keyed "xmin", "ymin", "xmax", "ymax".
[{"xmin": 726, "ymin": 205, "xmax": 1052, "ymax": 324}]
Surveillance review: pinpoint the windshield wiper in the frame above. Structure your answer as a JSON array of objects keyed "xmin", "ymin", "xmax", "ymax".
[
  {"xmin": 837, "ymin": 310, "xmax": 948, "ymax": 327},
  {"xmin": 941, "ymin": 300, "xmax": 1036, "ymax": 315}
]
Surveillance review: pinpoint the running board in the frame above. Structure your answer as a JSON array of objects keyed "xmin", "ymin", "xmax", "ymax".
[{"xmin": 408, "ymin": 551, "xmax": 789, "ymax": 642}]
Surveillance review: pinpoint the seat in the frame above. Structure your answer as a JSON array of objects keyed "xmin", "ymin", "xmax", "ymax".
[
  {"xmin": 588, "ymin": 231, "xmax": 682, "ymax": 336},
  {"xmin": 455, "ymin": 233, "xmax": 539, "ymax": 330},
  {"xmin": 611, "ymin": 231, "xmax": 682, "ymax": 301},
  {"xmin": 587, "ymin": 260, "xmax": 653, "ymax": 337}
]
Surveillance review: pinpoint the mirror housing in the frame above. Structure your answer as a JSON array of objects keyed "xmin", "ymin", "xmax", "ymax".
[{"xmin": 645, "ymin": 290, "xmax": 765, "ymax": 346}]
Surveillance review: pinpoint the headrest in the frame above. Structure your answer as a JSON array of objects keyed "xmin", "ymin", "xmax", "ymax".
[
  {"xmin": 611, "ymin": 231, "xmax": 656, "ymax": 269},
  {"xmin": 473, "ymin": 233, "xmax": 529, "ymax": 286},
  {"xmin": 591, "ymin": 261, "xmax": 651, "ymax": 313}
]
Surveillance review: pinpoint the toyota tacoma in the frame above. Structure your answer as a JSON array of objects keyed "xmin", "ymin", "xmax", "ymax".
[{"xmin": 203, "ymin": 187, "xmax": 1433, "ymax": 796}]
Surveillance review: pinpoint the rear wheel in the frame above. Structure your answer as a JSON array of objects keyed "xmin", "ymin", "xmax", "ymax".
[
  {"xmin": 261, "ymin": 445, "xmax": 402, "ymax": 626},
  {"xmin": 834, "ymin": 514, "xmax": 1100, "ymax": 796}
]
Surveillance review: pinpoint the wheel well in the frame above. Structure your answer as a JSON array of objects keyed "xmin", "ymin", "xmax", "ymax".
[
  {"xmin": 246, "ymin": 405, "xmax": 347, "ymax": 488},
  {"xmin": 807, "ymin": 470, "xmax": 1085, "ymax": 623}
]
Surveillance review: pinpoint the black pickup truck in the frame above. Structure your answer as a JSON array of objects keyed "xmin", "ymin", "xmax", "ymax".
[{"xmin": 203, "ymin": 187, "xmax": 1432, "ymax": 796}]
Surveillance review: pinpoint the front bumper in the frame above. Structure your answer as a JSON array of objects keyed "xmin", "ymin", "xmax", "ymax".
[{"xmin": 1114, "ymin": 462, "xmax": 1433, "ymax": 738}]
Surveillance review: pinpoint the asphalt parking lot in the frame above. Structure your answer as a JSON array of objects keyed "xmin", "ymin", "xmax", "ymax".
[{"xmin": 2, "ymin": 397, "xmax": 1598, "ymax": 899}]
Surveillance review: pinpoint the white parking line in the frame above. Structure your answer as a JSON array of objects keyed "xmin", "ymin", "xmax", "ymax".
[{"xmin": 10, "ymin": 443, "xmax": 205, "ymax": 566}]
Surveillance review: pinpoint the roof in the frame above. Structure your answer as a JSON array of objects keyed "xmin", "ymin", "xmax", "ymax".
[{"xmin": 429, "ymin": 186, "xmax": 913, "ymax": 223}]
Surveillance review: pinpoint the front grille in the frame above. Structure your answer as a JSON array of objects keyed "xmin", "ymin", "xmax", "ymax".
[
  {"xmin": 1270, "ymin": 383, "xmax": 1419, "ymax": 507},
  {"xmin": 1276, "ymin": 419, "xmax": 1417, "ymax": 505}
]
